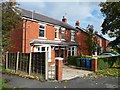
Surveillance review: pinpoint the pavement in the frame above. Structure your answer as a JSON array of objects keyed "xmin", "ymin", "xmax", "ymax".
[
  {"xmin": 1, "ymin": 73, "xmax": 119, "ymax": 88},
  {"xmin": 62, "ymin": 64, "xmax": 93, "ymax": 80}
]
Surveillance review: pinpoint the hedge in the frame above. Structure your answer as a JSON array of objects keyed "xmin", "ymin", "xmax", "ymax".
[
  {"xmin": 67, "ymin": 56, "xmax": 79, "ymax": 66},
  {"xmin": 97, "ymin": 56, "xmax": 120, "ymax": 70}
]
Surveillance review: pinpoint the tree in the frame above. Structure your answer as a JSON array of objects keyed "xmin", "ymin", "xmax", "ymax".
[
  {"xmin": 1, "ymin": 1, "xmax": 22, "ymax": 51},
  {"xmin": 99, "ymin": 2, "xmax": 120, "ymax": 51},
  {"xmin": 85, "ymin": 25, "xmax": 99, "ymax": 56}
]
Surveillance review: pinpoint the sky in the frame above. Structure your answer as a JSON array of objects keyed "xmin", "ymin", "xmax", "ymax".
[{"xmin": 3, "ymin": 0, "xmax": 115, "ymax": 41}]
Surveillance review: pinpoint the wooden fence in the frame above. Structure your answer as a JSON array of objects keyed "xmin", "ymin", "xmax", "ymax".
[{"xmin": 5, "ymin": 52, "xmax": 47, "ymax": 80}]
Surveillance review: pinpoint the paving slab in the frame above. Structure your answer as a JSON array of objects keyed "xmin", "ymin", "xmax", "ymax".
[{"xmin": 62, "ymin": 65, "xmax": 93, "ymax": 80}]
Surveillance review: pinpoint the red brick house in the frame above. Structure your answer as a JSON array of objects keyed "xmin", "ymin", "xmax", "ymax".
[
  {"xmin": 75, "ymin": 21, "xmax": 109, "ymax": 56},
  {"xmin": 7, "ymin": 6, "xmax": 109, "ymax": 65},
  {"xmin": 8, "ymin": 7, "xmax": 78, "ymax": 64}
]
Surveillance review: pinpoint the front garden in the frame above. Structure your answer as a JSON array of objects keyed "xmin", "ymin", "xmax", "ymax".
[{"xmin": 67, "ymin": 55, "xmax": 120, "ymax": 77}]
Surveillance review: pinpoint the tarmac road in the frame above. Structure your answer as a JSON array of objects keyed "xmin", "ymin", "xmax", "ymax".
[{"xmin": 1, "ymin": 73, "xmax": 120, "ymax": 88}]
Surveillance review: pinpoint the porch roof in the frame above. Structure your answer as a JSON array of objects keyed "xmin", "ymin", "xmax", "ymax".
[{"xmin": 30, "ymin": 39, "xmax": 79, "ymax": 46}]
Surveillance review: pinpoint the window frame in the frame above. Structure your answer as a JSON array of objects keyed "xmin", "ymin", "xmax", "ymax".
[
  {"xmin": 67, "ymin": 46, "xmax": 77, "ymax": 56},
  {"xmin": 71, "ymin": 30, "xmax": 75, "ymax": 41},
  {"xmin": 39, "ymin": 23, "xmax": 46, "ymax": 38},
  {"xmin": 61, "ymin": 27, "xmax": 65, "ymax": 40},
  {"xmin": 54, "ymin": 26, "xmax": 60, "ymax": 40}
]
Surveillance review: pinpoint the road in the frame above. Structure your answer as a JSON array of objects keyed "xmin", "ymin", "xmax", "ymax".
[{"xmin": 1, "ymin": 73, "xmax": 119, "ymax": 88}]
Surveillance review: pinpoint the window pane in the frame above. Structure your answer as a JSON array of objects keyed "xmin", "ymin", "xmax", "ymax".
[
  {"xmin": 38, "ymin": 47, "xmax": 40, "ymax": 51},
  {"xmin": 41, "ymin": 47, "xmax": 45, "ymax": 51},
  {"xmin": 68, "ymin": 51, "xmax": 71, "ymax": 56},
  {"xmin": 40, "ymin": 25, "xmax": 44, "ymax": 29},
  {"xmin": 55, "ymin": 32, "xmax": 57, "ymax": 38},
  {"xmin": 72, "ymin": 47, "xmax": 74, "ymax": 50},
  {"xmin": 72, "ymin": 51, "xmax": 74, "ymax": 56},
  {"xmin": 55, "ymin": 50, "xmax": 59, "ymax": 57},
  {"xmin": 39, "ymin": 30, "xmax": 44, "ymax": 37}
]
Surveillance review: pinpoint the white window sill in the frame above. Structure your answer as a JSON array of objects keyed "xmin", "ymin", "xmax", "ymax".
[
  {"xmin": 54, "ymin": 38, "xmax": 60, "ymax": 40},
  {"xmin": 61, "ymin": 39, "xmax": 65, "ymax": 41},
  {"xmin": 55, "ymin": 57, "xmax": 64, "ymax": 60},
  {"xmin": 38, "ymin": 37, "xmax": 47, "ymax": 39}
]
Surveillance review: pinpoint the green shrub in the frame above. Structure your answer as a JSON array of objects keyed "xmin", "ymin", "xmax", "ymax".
[
  {"xmin": 97, "ymin": 56, "xmax": 120, "ymax": 70},
  {"xmin": 67, "ymin": 56, "xmax": 79, "ymax": 66}
]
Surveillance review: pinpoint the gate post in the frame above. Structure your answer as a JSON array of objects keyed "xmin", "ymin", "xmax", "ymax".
[
  {"xmin": 28, "ymin": 52, "xmax": 32, "ymax": 75},
  {"xmin": 16, "ymin": 52, "xmax": 19, "ymax": 72},
  {"xmin": 55, "ymin": 57, "xmax": 63, "ymax": 81},
  {"xmin": 45, "ymin": 52, "xmax": 48, "ymax": 80},
  {"xmin": 91, "ymin": 57, "xmax": 98, "ymax": 72},
  {"xmin": 5, "ymin": 51, "xmax": 8, "ymax": 69}
]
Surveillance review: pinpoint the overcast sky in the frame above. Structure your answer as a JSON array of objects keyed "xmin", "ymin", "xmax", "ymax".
[{"xmin": 6, "ymin": 0, "xmax": 115, "ymax": 41}]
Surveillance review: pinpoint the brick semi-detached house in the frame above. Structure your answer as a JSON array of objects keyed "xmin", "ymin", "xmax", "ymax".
[
  {"xmin": 8, "ymin": 7, "xmax": 109, "ymax": 64},
  {"xmin": 8, "ymin": 7, "xmax": 79, "ymax": 64},
  {"xmin": 75, "ymin": 21, "xmax": 109, "ymax": 55}
]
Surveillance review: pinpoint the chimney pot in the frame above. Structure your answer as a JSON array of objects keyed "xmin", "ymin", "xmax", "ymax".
[
  {"xmin": 75, "ymin": 20, "xmax": 80, "ymax": 27},
  {"xmin": 62, "ymin": 16, "xmax": 67, "ymax": 23}
]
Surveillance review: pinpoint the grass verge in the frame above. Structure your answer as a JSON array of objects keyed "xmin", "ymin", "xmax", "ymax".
[
  {"xmin": 0, "ymin": 78, "xmax": 7, "ymax": 89},
  {"xmin": 95, "ymin": 66, "xmax": 120, "ymax": 77}
]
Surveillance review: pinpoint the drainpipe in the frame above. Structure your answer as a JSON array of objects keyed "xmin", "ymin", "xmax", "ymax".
[{"xmin": 24, "ymin": 20, "xmax": 27, "ymax": 53}]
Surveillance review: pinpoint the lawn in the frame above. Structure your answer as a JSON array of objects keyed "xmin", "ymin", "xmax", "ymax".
[{"xmin": 95, "ymin": 66, "xmax": 120, "ymax": 77}]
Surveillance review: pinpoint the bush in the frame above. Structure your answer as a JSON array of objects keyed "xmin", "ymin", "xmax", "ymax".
[
  {"xmin": 67, "ymin": 56, "xmax": 79, "ymax": 66},
  {"xmin": 97, "ymin": 56, "xmax": 120, "ymax": 70}
]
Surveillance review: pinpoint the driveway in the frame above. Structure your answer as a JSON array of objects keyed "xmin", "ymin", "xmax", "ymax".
[
  {"xmin": 1, "ymin": 73, "xmax": 119, "ymax": 88},
  {"xmin": 62, "ymin": 64, "xmax": 93, "ymax": 80}
]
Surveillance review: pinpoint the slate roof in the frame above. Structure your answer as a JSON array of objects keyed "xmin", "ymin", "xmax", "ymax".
[{"xmin": 16, "ymin": 7, "xmax": 77, "ymax": 31}]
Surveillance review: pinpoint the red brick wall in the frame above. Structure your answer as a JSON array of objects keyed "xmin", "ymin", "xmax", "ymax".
[
  {"xmin": 46, "ymin": 25, "xmax": 55, "ymax": 40},
  {"xmin": 65, "ymin": 30, "xmax": 71, "ymax": 42},
  {"xmin": 75, "ymin": 30, "xmax": 89, "ymax": 55},
  {"xmin": 22, "ymin": 20, "xmax": 39, "ymax": 53},
  {"xmin": 102, "ymin": 39, "xmax": 107, "ymax": 52}
]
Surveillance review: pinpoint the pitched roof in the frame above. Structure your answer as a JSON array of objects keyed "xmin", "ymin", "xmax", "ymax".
[
  {"xmin": 76, "ymin": 27, "xmax": 109, "ymax": 41},
  {"xmin": 16, "ymin": 7, "xmax": 77, "ymax": 30}
]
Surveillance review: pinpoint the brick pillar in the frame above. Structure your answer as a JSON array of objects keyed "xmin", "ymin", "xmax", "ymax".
[
  {"xmin": 91, "ymin": 57, "xmax": 98, "ymax": 72},
  {"xmin": 55, "ymin": 57, "xmax": 63, "ymax": 81}
]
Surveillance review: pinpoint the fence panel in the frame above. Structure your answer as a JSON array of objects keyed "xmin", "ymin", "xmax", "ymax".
[
  {"xmin": 18, "ymin": 53, "xmax": 29, "ymax": 73},
  {"xmin": 8, "ymin": 52, "xmax": 17, "ymax": 70},
  {"xmin": 31, "ymin": 52, "xmax": 45, "ymax": 75},
  {"xmin": 5, "ymin": 52, "xmax": 47, "ymax": 80}
]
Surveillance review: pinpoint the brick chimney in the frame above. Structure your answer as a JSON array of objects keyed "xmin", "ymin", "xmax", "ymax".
[
  {"xmin": 75, "ymin": 20, "xmax": 80, "ymax": 28},
  {"xmin": 62, "ymin": 16, "xmax": 67, "ymax": 23}
]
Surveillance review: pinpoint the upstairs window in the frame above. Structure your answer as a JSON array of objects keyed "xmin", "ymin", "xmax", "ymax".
[
  {"xmin": 55, "ymin": 27, "xmax": 59, "ymax": 39},
  {"xmin": 39, "ymin": 24, "xmax": 46, "ymax": 37},
  {"xmin": 61, "ymin": 28, "xmax": 65, "ymax": 40},
  {"xmin": 71, "ymin": 30, "xmax": 75, "ymax": 41}
]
